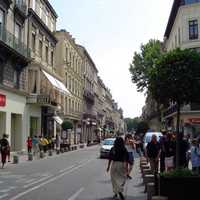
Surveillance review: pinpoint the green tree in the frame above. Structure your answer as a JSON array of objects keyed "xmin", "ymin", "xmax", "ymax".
[
  {"xmin": 129, "ymin": 39, "xmax": 163, "ymax": 92},
  {"xmin": 149, "ymin": 48, "xmax": 200, "ymax": 168},
  {"xmin": 61, "ymin": 120, "xmax": 73, "ymax": 131},
  {"xmin": 124, "ymin": 117, "xmax": 140, "ymax": 132},
  {"xmin": 136, "ymin": 121, "xmax": 149, "ymax": 136}
]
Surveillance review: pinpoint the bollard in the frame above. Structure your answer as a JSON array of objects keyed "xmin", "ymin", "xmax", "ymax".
[
  {"xmin": 28, "ymin": 153, "xmax": 33, "ymax": 161},
  {"xmin": 147, "ymin": 182, "xmax": 155, "ymax": 200},
  {"xmin": 144, "ymin": 174, "xmax": 155, "ymax": 192},
  {"xmin": 40, "ymin": 151, "xmax": 44, "ymax": 158},
  {"xmin": 56, "ymin": 149, "xmax": 60, "ymax": 154},
  {"xmin": 142, "ymin": 169, "xmax": 152, "ymax": 180},
  {"xmin": 48, "ymin": 150, "xmax": 53, "ymax": 156},
  {"xmin": 13, "ymin": 155, "xmax": 19, "ymax": 164},
  {"xmin": 152, "ymin": 196, "xmax": 168, "ymax": 200}
]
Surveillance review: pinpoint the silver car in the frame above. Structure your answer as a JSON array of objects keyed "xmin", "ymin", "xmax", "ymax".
[{"xmin": 100, "ymin": 138, "xmax": 115, "ymax": 158}]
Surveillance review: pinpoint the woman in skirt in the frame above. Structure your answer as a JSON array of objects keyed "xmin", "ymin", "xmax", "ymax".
[{"xmin": 107, "ymin": 137, "xmax": 129, "ymax": 200}]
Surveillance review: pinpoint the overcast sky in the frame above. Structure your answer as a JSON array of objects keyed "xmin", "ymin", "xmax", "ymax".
[{"xmin": 49, "ymin": 0, "xmax": 174, "ymax": 118}]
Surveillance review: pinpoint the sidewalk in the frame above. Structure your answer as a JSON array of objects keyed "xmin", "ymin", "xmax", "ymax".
[
  {"xmin": 7, "ymin": 143, "xmax": 90, "ymax": 165},
  {"xmin": 125, "ymin": 158, "xmax": 146, "ymax": 200}
]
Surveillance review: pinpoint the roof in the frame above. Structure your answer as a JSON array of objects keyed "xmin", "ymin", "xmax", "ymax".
[
  {"xmin": 164, "ymin": 0, "xmax": 184, "ymax": 38},
  {"xmin": 43, "ymin": 0, "xmax": 58, "ymax": 18}
]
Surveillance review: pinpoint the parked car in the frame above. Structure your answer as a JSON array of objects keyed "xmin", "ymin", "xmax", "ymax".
[
  {"xmin": 143, "ymin": 131, "xmax": 163, "ymax": 150},
  {"xmin": 100, "ymin": 138, "xmax": 115, "ymax": 158}
]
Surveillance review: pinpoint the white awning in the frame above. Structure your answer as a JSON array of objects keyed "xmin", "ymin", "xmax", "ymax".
[
  {"xmin": 42, "ymin": 70, "xmax": 71, "ymax": 95},
  {"xmin": 53, "ymin": 116, "xmax": 63, "ymax": 125}
]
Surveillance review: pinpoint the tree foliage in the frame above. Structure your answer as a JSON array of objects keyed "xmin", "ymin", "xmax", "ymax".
[
  {"xmin": 136, "ymin": 121, "xmax": 149, "ymax": 135},
  {"xmin": 149, "ymin": 48, "xmax": 200, "ymax": 105},
  {"xmin": 124, "ymin": 117, "xmax": 140, "ymax": 132},
  {"xmin": 61, "ymin": 120, "xmax": 73, "ymax": 131},
  {"xmin": 129, "ymin": 39, "xmax": 163, "ymax": 92}
]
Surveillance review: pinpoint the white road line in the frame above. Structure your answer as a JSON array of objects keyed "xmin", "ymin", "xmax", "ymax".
[
  {"xmin": 24, "ymin": 165, "xmax": 75, "ymax": 188},
  {"xmin": 9, "ymin": 159, "xmax": 93, "ymax": 200},
  {"xmin": 67, "ymin": 187, "xmax": 84, "ymax": 200},
  {"xmin": 59, "ymin": 165, "xmax": 76, "ymax": 173},
  {"xmin": 23, "ymin": 175, "xmax": 53, "ymax": 188},
  {"xmin": 24, "ymin": 179, "xmax": 36, "ymax": 184},
  {"xmin": 0, "ymin": 194, "xmax": 8, "ymax": 199}
]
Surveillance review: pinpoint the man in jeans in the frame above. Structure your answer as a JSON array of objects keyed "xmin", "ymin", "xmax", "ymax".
[{"xmin": 146, "ymin": 134, "xmax": 161, "ymax": 174}]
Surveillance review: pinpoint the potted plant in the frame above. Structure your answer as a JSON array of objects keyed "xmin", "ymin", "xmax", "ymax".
[{"xmin": 159, "ymin": 169, "xmax": 200, "ymax": 200}]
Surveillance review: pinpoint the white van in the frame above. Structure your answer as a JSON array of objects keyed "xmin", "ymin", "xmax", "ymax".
[{"xmin": 143, "ymin": 132, "xmax": 163, "ymax": 149}]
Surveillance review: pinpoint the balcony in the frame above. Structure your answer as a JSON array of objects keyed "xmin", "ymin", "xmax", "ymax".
[
  {"xmin": 14, "ymin": 0, "xmax": 27, "ymax": 19},
  {"xmin": 0, "ymin": 27, "xmax": 31, "ymax": 60},
  {"xmin": 83, "ymin": 89, "xmax": 95, "ymax": 104}
]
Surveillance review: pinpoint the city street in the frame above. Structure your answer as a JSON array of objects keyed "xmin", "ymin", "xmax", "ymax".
[{"xmin": 0, "ymin": 146, "xmax": 145, "ymax": 200}]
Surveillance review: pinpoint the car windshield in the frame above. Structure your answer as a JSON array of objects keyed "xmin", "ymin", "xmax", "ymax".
[{"xmin": 103, "ymin": 140, "xmax": 114, "ymax": 145}]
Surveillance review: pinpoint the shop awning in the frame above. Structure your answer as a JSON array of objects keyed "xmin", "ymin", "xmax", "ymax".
[
  {"xmin": 42, "ymin": 70, "xmax": 71, "ymax": 95},
  {"xmin": 53, "ymin": 116, "xmax": 63, "ymax": 125}
]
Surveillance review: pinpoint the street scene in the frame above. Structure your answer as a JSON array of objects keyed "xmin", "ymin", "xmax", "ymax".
[{"xmin": 1, "ymin": 0, "xmax": 200, "ymax": 199}]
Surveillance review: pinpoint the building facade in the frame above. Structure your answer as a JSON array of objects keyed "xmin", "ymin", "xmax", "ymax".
[
  {"xmin": 55, "ymin": 30, "xmax": 83, "ymax": 145},
  {"xmin": 26, "ymin": 0, "xmax": 69, "ymax": 139},
  {"xmin": 164, "ymin": 0, "xmax": 200, "ymax": 136},
  {"xmin": 0, "ymin": 0, "xmax": 31, "ymax": 151}
]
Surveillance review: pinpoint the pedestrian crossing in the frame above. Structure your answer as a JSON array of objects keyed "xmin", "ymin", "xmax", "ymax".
[{"xmin": 0, "ymin": 171, "xmax": 54, "ymax": 199}]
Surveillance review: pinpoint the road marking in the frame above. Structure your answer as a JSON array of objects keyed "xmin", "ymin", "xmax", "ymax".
[
  {"xmin": 23, "ymin": 175, "xmax": 53, "ymax": 188},
  {"xmin": 0, "ymin": 194, "xmax": 8, "ymax": 199},
  {"xmin": 9, "ymin": 159, "xmax": 93, "ymax": 200},
  {"xmin": 24, "ymin": 165, "xmax": 75, "ymax": 188},
  {"xmin": 67, "ymin": 187, "xmax": 84, "ymax": 200},
  {"xmin": 24, "ymin": 178, "xmax": 36, "ymax": 184},
  {"xmin": 59, "ymin": 165, "xmax": 76, "ymax": 173}
]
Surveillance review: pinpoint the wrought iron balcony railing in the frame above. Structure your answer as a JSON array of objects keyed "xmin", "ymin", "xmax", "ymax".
[{"xmin": 0, "ymin": 27, "xmax": 31, "ymax": 58}]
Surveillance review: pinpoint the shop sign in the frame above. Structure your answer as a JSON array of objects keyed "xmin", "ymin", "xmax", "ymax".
[
  {"xmin": 188, "ymin": 118, "xmax": 200, "ymax": 124},
  {"xmin": 0, "ymin": 94, "xmax": 6, "ymax": 107}
]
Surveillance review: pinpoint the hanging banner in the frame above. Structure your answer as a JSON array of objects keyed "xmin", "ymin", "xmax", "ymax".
[{"xmin": 0, "ymin": 94, "xmax": 6, "ymax": 107}]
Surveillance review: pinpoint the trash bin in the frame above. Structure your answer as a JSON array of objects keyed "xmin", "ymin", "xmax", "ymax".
[{"xmin": 13, "ymin": 155, "xmax": 19, "ymax": 164}]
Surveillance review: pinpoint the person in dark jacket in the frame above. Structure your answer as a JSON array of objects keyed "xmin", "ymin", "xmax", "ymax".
[
  {"xmin": 0, "ymin": 134, "xmax": 9, "ymax": 168},
  {"xmin": 107, "ymin": 137, "xmax": 129, "ymax": 200},
  {"xmin": 146, "ymin": 134, "xmax": 161, "ymax": 174}
]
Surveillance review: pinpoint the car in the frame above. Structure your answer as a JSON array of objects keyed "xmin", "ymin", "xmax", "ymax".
[
  {"xmin": 143, "ymin": 132, "xmax": 163, "ymax": 150},
  {"xmin": 100, "ymin": 138, "xmax": 115, "ymax": 158}
]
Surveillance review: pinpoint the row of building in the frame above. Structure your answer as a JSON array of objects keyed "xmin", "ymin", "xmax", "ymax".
[
  {"xmin": 142, "ymin": 0, "xmax": 200, "ymax": 137},
  {"xmin": 0, "ymin": 0, "xmax": 125, "ymax": 152}
]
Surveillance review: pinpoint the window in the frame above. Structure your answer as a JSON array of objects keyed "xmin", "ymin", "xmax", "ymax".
[
  {"xmin": 51, "ymin": 50, "xmax": 54, "ymax": 66},
  {"xmin": 189, "ymin": 20, "xmax": 198, "ymax": 40},
  {"xmin": 45, "ymin": 46, "xmax": 48, "ymax": 63},
  {"xmin": 178, "ymin": 27, "xmax": 181, "ymax": 45},
  {"xmin": 39, "ymin": 37, "xmax": 43, "ymax": 58},
  {"xmin": 14, "ymin": 22, "xmax": 22, "ymax": 42},
  {"xmin": 31, "ymin": 25, "xmax": 36, "ymax": 52},
  {"xmin": 65, "ymin": 47, "xmax": 68, "ymax": 62},
  {"xmin": 0, "ymin": 9, "xmax": 5, "ymax": 34},
  {"xmin": 69, "ymin": 76, "xmax": 71, "ymax": 90},
  {"xmin": 65, "ymin": 73, "xmax": 68, "ymax": 87},
  {"xmin": 69, "ymin": 99, "xmax": 71, "ymax": 112},
  {"xmin": 32, "ymin": 0, "xmax": 36, "ymax": 10},
  {"xmin": 39, "ymin": 3, "xmax": 42, "ymax": 18}
]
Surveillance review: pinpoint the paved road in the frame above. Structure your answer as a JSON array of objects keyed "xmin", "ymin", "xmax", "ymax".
[{"xmin": 0, "ymin": 146, "xmax": 146, "ymax": 200}]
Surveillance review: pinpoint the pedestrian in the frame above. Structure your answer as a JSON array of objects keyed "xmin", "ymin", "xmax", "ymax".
[
  {"xmin": 107, "ymin": 137, "xmax": 128, "ymax": 200},
  {"xmin": 159, "ymin": 131, "xmax": 167, "ymax": 173},
  {"xmin": 26, "ymin": 136, "xmax": 32, "ymax": 153},
  {"xmin": 0, "ymin": 134, "xmax": 9, "ymax": 168},
  {"xmin": 5, "ymin": 134, "xmax": 11, "ymax": 162},
  {"xmin": 146, "ymin": 134, "xmax": 161, "ymax": 174},
  {"xmin": 191, "ymin": 139, "xmax": 200, "ymax": 174},
  {"xmin": 32, "ymin": 135, "xmax": 39, "ymax": 156},
  {"xmin": 164, "ymin": 132, "xmax": 175, "ymax": 172},
  {"xmin": 125, "ymin": 134, "xmax": 135, "ymax": 179}
]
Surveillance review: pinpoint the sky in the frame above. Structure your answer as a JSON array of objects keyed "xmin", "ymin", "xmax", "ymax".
[{"xmin": 49, "ymin": 0, "xmax": 174, "ymax": 118}]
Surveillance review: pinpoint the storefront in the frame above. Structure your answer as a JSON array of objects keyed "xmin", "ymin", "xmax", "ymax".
[{"xmin": 0, "ymin": 89, "xmax": 27, "ymax": 152}]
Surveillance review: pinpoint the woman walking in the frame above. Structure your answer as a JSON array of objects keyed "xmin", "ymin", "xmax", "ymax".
[
  {"xmin": 107, "ymin": 137, "xmax": 129, "ymax": 200},
  {"xmin": 0, "ymin": 134, "xmax": 9, "ymax": 168}
]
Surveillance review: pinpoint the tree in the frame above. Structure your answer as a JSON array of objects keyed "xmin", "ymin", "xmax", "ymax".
[
  {"xmin": 129, "ymin": 39, "xmax": 163, "ymax": 92},
  {"xmin": 61, "ymin": 120, "xmax": 73, "ymax": 131},
  {"xmin": 149, "ymin": 48, "xmax": 200, "ymax": 168},
  {"xmin": 124, "ymin": 117, "xmax": 140, "ymax": 132},
  {"xmin": 136, "ymin": 121, "xmax": 149, "ymax": 136}
]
